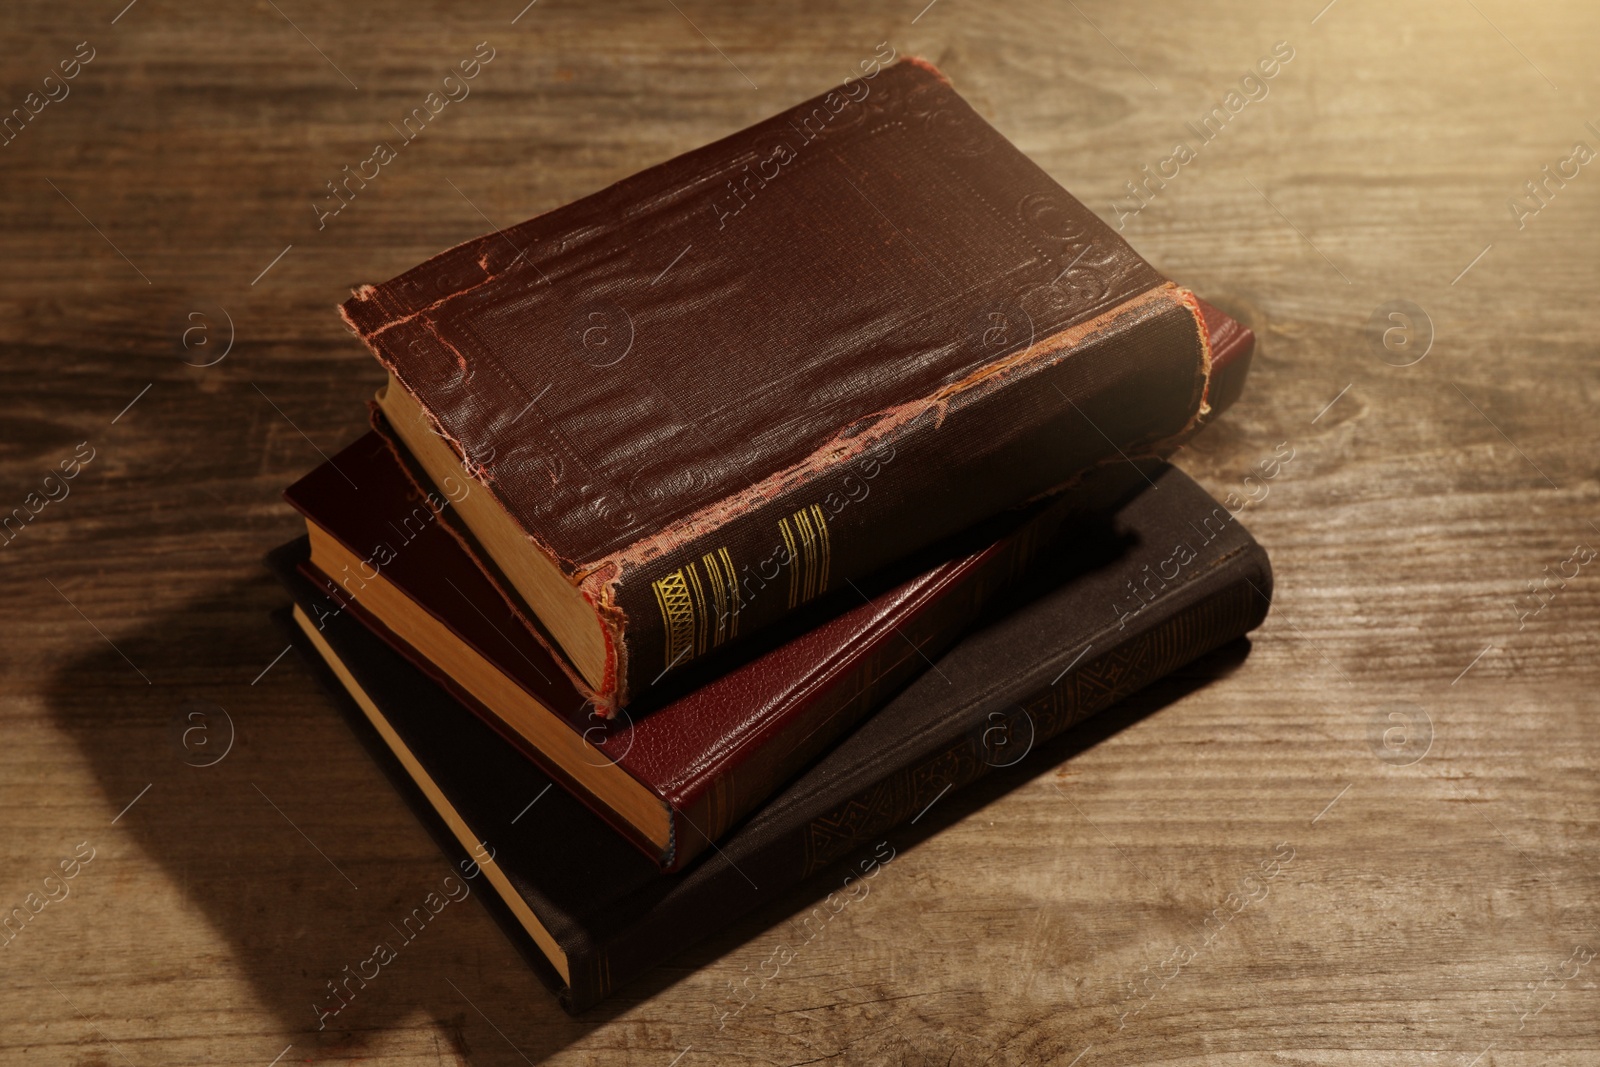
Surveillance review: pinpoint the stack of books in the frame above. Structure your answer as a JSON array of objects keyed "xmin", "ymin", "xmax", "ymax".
[{"xmin": 269, "ymin": 59, "xmax": 1272, "ymax": 1013}]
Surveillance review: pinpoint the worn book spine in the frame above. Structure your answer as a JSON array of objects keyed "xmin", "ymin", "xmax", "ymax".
[{"xmin": 598, "ymin": 287, "xmax": 1213, "ymax": 708}]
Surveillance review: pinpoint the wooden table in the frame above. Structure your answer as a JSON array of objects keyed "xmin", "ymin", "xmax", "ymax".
[{"xmin": 4, "ymin": 1, "xmax": 1596, "ymax": 1063}]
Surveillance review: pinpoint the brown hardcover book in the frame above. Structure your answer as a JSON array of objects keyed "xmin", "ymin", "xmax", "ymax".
[{"xmin": 341, "ymin": 58, "xmax": 1230, "ymax": 711}]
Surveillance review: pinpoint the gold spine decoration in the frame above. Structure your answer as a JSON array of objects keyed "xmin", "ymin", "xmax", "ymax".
[
  {"xmin": 652, "ymin": 547, "xmax": 736, "ymax": 675},
  {"xmin": 684, "ymin": 560, "xmax": 708, "ymax": 657},
  {"xmin": 799, "ymin": 504, "xmax": 831, "ymax": 601},
  {"xmin": 778, "ymin": 504, "xmax": 832, "ymax": 610},
  {"xmin": 652, "ymin": 567, "xmax": 699, "ymax": 674},
  {"xmin": 779, "ymin": 516, "xmax": 800, "ymax": 609},
  {"xmin": 700, "ymin": 546, "xmax": 741, "ymax": 648}
]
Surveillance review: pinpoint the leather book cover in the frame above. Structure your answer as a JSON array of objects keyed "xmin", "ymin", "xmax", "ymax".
[
  {"xmin": 269, "ymin": 463, "xmax": 1272, "ymax": 1014},
  {"xmin": 284, "ymin": 431, "xmax": 1078, "ymax": 871},
  {"xmin": 339, "ymin": 57, "xmax": 1232, "ymax": 712}
]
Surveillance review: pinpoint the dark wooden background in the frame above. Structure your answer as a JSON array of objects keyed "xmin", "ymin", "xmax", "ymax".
[{"xmin": 3, "ymin": 1, "xmax": 1597, "ymax": 1064}]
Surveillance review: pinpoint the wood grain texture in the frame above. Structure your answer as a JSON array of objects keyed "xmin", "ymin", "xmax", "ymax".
[{"xmin": 2, "ymin": 1, "xmax": 1596, "ymax": 1064}]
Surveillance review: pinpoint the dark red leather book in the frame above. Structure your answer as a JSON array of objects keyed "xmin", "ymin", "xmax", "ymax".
[
  {"xmin": 340, "ymin": 57, "xmax": 1236, "ymax": 712},
  {"xmin": 286, "ymin": 432, "xmax": 1064, "ymax": 870},
  {"xmin": 268, "ymin": 462, "xmax": 1272, "ymax": 1015}
]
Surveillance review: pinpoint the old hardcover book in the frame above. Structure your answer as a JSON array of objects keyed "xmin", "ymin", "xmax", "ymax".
[
  {"xmin": 284, "ymin": 431, "xmax": 1078, "ymax": 871},
  {"xmin": 270, "ymin": 463, "xmax": 1272, "ymax": 1014},
  {"xmin": 341, "ymin": 57, "xmax": 1235, "ymax": 711}
]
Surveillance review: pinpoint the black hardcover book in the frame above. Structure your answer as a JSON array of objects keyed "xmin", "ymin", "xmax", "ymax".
[{"xmin": 269, "ymin": 464, "xmax": 1271, "ymax": 1013}]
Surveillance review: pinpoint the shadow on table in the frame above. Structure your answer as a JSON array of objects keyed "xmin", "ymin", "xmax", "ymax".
[
  {"xmin": 44, "ymin": 573, "xmax": 602, "ymax": 1064},
  {"xmin": 44, "ymin": 562, "xmax": 1248, "ymax": 1066}
]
